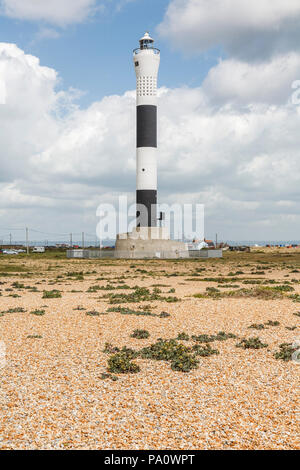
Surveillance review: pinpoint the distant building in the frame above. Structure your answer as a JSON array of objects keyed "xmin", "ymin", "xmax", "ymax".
[{"xmin": 204, "ymin": 239, "xmax": 215, "ymax": 248}]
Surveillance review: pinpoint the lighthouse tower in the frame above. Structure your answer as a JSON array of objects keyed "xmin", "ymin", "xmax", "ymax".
[
  {"xmin": 114, "ymin": 33, "xmax": 188, "ymax": 258},
  {"xmin": 133, "ymin": 32, "xmax": 160, "ymax": 227}
]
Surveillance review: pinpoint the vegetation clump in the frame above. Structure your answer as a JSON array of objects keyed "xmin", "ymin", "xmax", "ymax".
[
  {"xmin": 86, "ymin": 310, "xmax": 104, "ymax": 316},
  {"xmin": 30, "ymin": 309, "xmax": 46, "ymax": 316},
  {"xmin": 12, "ymin": 282, "xmax": 25, "ymax": 289},
  {"xmin": 42, "ymin": 290, "xmax": 61, "ymax": 299},
  {"xmin": 274, "ymin": 343, "xmax": 299, "ymax": 362},
  {"xmin": 5, "ymin": 307, "xmax": 26, "ymax": 313},
  {"xmin": 130, "ymin": 329, "xmax": 150, "ymax": 339},
  {"xmin": 159, "ymin": 311, "xmax": 171, "ymax": 318},
  {"xmin": 177, "ymin": 332, "xmax": 190, "ymax": 341},
  {"xmin": 171, "ymin": 354, "xmax": 199, "ymax": 372},
  {"xmin": 107, "ymin": 351, "xmax": 140, "ymax": 374},
  {"xmin": 87, "ymin": 285, "xmax": 101, "ymax": 293},
  {"xmin": 107, "ymin": 306, "xmax": 171, "ymax": 318},
  {"xmin": 192, "ymin": 344, "xmax": 219, "ymax": 357},
  {"xmin": 191, "ymin": 334, "xmax": 216, "ymax": 343},
  {"xmin": 107, "ymin": 306, "xmax": 156, "ymax": 316},
  {"xmin": 105, "ymin": 286, "xmax": 179, "ymax": 304},
  {"xmin": 100, "ymin": 372, "xmax": 118, "ymax": 381},
  {"xmin": 248, "ymin": 323, "xmax": 265, "ymax": 330},
  {"xmin": 265, "ymin": 320, "xmax": 280, "ymax": 326},
  {"xmin": 215, "ymin": 331, "xmax": 237, "ymax": 341},
  {"xmin": 139, "ymin": 338, "xmax": 199, "ymax": 373},
  {"xmin": 236, "ymin": 337, "xmax": 268, "ymax": 349},
  {"xmin": 271, "ymin": 285, "xmax": 294, "ymax": 292},
  {"xmin": 194, "ymin": 286, "xmax": 285, "ymax": 300},
  {"xmin": 103, "ymin": 342, "xmax": 120, "ymax": 354},
  {"xmin": 192, "ymin": 331, "xmax": 237, "ymax": 343},
  {"xmin": 140, "ymin": 338, "xmax": 190, "ymax": 362}
]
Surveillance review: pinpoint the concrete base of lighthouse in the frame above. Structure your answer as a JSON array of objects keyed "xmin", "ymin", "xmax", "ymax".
[{"xmin": 115, "ymin": 227, "xmax": 189, "ymax": 259}]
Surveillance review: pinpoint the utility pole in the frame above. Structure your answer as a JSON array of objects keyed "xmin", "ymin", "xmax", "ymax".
[
  {"xmin": 26, "ymin": 227, "xmax": 29, "ymax": 255},
  {"xmin": 70, "ymin": 233, "xmax": 73, "ymax": 248},
  {"xmin": 82, "ymin": 232, "xmax": 84, "ymax": 249},
  {"xmin": 215, "ymin": 233, "xmax": 218, "ymax": 249},
  {"xmin": 9, "ymin": 233, "xmax": 12, "ymax": 246}
]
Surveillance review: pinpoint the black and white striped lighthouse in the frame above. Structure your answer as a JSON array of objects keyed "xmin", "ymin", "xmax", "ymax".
[{"xmin": 133, "ymin": 32, "xmax": 160, "ymax": 227}]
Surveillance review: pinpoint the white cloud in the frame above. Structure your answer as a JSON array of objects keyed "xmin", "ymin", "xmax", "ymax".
[
  {"xmin": 202, "ymin": 53, "xmax": 300, "ymax": 106},
  {"xmin": 1, "ymin": 43, "xmax": 300, "ymax": 240},
  {"xmin": 1, "ymin": 0, "xmax": 100, "ymax": 26},
  {"xmin": 158, "ymin": 0, "xmax": 300, "ymax": 61},
  {"xmin": 0, "ymin": 43, "xmax": 61, "ymax": 183}
]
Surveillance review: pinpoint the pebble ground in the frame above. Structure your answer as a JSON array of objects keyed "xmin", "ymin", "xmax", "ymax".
[{"xmin": 0, "ymin": 249, "xmax": 299, "ymax": 449}]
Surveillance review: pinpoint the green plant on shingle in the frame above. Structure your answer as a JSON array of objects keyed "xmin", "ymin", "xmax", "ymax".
[
  {"xmin": 272, "ymin": 285, "xmax": 294, "ymax": 292},
  {"xmin": 215, "ymin": 331, "xmax": 237, "ymax": 341},
  {"xmin": 265, "ymin": 320, "xmax": 280, "ymax": 326},
  {"xmin": 107, "ymin": 306, "xmax": 156, "ymax": 316},
  {"xmin": 87, "ymin": 285, "xmax": 101, "ymax": 293},
  {"xmin": 248, "ymin": 323, "xmax": 265, "ymax": 330},
  {"xmin": 130, "ymin": 329, "xmax": 150, "ymax": 339},
  {"xmin": 159, "ymin": 311, "xmax": 171, "ymax": 318},
  {"xmin": 289, "ymin": 294, "xmax": 300, "ymax": 302},
  {"xmin": 171, "ymin": 354, "xmax": 199, "ymax": 372},
  {"xmin": 274, "ymin": 343, "xmax": 299, "ymax": 362},
  {"xmin": 103, "ymin": 342, "xmax": 120, "ymax": 354},
  {"xmin": 140, "ymin": 338, "xmax": 190, "ymax": 362},
  {"xmin": 5, "ymin": 307, "xmax": 26, "ymax": 313},
  {"xmin": 107, "ymin": 351, "xmax": 140, "ymax": 374},
  {"xmin": 42, "ymin": 290, "xmax": 61, "ymax": 299},
  {"xmin": 104, "ymin": 286, "xmax": 179, "ymax": 304},
  {"xmin": 100, "ymin": 373, "xmax": 118, "ymax": 381},
  {"xmin": 86, "ymin": 310, "xmax": 102, "ymax": 316},
  {"xmin": 191, "ymin": 331, "xmax": 237, "ymax": 343},
  {"xmin": 191, "ymin": 334, "xmax": 216, "ymax": 343},
  {"xmin": 236, "ymin": 337, "xmax": 268, "ymax": 349},
  {"xmin": 206, "ymin": 287, "xmax": 221, "ymax": 294},
  {"xmin": 30, "ymin": 309, "xmax": 46, "ymax": 316},
  {"xmin": 12, "ymin": 282, "xmax": 25, "ymax": 289},
  {"xmin": 107, "ymin": 306, "xmax": 170, "ymax": 318},
  {"xmin": 177, "ymin": 332, "xmax": 190, "ymax": 341},
  {"xmin": 192, "ymin": 343, "xmax": 219, "ymax": 357},
  {"xmin": 138, "ymin": 337, "xmax": 199, "ymax": 372}
]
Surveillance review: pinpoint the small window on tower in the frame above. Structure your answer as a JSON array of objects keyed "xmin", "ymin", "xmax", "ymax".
[{"xmin": 135, "ymin": 61, "xmax": 139, "ymax": 67}]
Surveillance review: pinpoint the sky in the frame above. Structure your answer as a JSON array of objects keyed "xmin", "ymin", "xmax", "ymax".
[{"xmin": 1, "ymin": 0, "xmax": 300, "ymax": 243}]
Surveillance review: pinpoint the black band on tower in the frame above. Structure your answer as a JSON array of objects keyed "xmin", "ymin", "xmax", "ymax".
[
  {"xmin": 137, "ymin": 105, "xmax": 157, "ymax": 148},
  {"xmin": 136, "ymin": 189, "xmax": 157, "ymax": 227}
]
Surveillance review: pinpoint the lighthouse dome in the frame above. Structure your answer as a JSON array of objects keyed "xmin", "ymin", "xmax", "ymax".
[
  {"xmin": 139, "ymin": 32, "xmax": 154, "ymax": 49},
  {"xmin": 140, "ymin": 32, "xmax": 154, "ymax": 42}
]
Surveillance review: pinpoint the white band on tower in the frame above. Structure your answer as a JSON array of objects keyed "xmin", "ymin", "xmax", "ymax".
[{"xmin": 133, "ymin": 32, "xmax": 160, "ymax": 227}]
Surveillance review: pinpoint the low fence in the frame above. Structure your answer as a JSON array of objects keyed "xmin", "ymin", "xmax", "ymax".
[
  {"xmin": 67, "ymin": 249, "xmax": 223, "ymax": 260},
  {"xmin": 67, "ymin": 249, "xmax": 114, "ymax": 259},
  {"xmin": 189, "ymin": 249, "xmax": 223, "ymax": 258}
]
